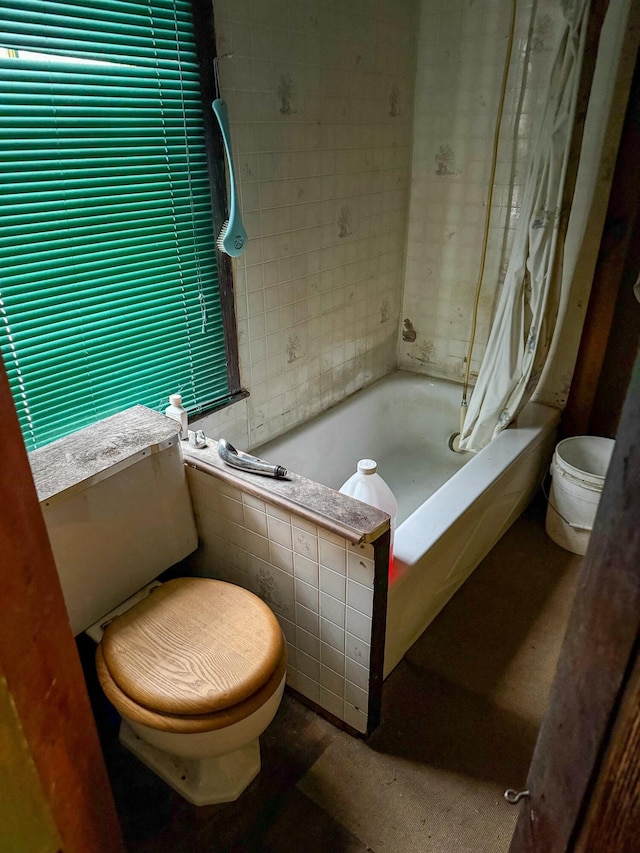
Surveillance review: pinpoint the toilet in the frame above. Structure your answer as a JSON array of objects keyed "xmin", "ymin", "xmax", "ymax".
[{"xmin": 36, "ymin": 406, "xmax": 287, "ymax": 806}]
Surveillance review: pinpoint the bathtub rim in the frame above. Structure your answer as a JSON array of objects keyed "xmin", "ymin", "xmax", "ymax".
[{"xmin": 393, "ymin": 400, "xmax": 560, "ymax": 569}]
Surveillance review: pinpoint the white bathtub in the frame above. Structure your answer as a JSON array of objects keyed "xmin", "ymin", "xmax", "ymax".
[{"xmin": 254, "ymin": 371, "xmax": 559, "ymax": 677}]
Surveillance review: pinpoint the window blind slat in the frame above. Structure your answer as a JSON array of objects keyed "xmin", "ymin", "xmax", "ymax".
[
  {"xmin": 0, "ymin": 0, "xmax": 232, "ymax": 451},
  {"xmin": 2, "ymin": 220, "xmax": 212, "ymax": 254},
  {"xmin": 1, "ymin": 199, "xmax": 210, "ymax": 229},
  {"xmin": 0, "ymin": 217, "xmax": 211, "ymax": 249}
]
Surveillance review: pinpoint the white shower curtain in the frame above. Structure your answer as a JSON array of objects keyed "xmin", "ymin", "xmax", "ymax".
[{"xmin": 459, "ymin": 0, "xmax": 590, "ymax": 452}]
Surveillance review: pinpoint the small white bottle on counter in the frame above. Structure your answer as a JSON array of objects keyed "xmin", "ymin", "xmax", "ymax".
[{"xmin": 164, "ymin": 393, "xmax": 188, "ymax": 439}]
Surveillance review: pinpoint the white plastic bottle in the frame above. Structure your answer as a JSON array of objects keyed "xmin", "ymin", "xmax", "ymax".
[
  {"xmin": 165, "ymin": 393, "xmax": 188, "ymax": 439},
  {"xmin": 339, "ymin": 459, "xmax": 398, "ymax": 570}
]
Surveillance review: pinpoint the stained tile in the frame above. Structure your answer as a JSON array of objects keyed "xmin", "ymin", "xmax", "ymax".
[
  {"xmin": 345, "ymin": 631, "xmax": 370, "ymax": 668},
  {"xmin": 345, "ymin": 681, "xmax": 368, "ymax": 712},
  {"xmin": 346, "ymin": 549, "xmax": 374, "ymax": 586},
  {"xmin": 343, "ymin": 702, "xmax": 368, "ymax": 734},
  {"xmin": 250, "ymin": 561, "xmax": 295, "ymax": 620},
  {"xmin": 292, "ymin": 525, "xmax": 318, "ymax": 561}
]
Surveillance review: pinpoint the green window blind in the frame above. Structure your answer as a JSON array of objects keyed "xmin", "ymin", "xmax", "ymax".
[{"xmin": 0, "ymin": 0, "xmax": 232, "ymax": 451}]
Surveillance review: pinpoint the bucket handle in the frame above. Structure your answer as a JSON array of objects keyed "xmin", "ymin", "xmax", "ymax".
[{"xmin": 543, "ymin": 472, "xmax": 593, "ymax": 532}]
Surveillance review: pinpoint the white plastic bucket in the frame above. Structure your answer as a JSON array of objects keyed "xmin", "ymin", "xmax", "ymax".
[{"xmin": 545, "ymin": 436, "xmax": 615, "ymax": 555}]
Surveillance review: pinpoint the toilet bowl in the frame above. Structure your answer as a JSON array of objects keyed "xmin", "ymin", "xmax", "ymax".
[
  {"xmin": 94, "ymin": 577, "xmax": 287, "ymax": 806},
  {"xmin": 35, "ymin": 406, "xmax": 289, "ymax": 806}
]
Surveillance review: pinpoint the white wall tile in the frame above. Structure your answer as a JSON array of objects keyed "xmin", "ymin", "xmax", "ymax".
[
  {"xmin": 225, "ymin": 520, "xmax": 247, "ymax": 550},
  {"xmin": 319, "ymin": 538, "xmax": 346, "ymax": 573},
  {"xmin": 292, "ymin": 525, "xmax": 318, "ymax": 561},
  {"xmin": 346, "ymin": 656, "xmax": 369, "ymax": 692},
  {"xmin": 319, "ymin": 565, "xmax": 346, "ymax": 602},
  {"xmin": 320, "ymin": 617, "xmax": 345, "ymax": 652},
  {"xmin": 346, "ymin": 631, "xmax": 370, "ymax": 669},
  {"xmin": 295, "ymin": 578, "xmax": 319, "ymax": 612},
  {"xmin": 293, "ymin": 552, "xmax": 318, "ymax": 586},
  {"xmin": 346, "ymin": 549, "xmax": 375, "ymax": 587},
  {"xmin": 320, "ymin": 591, "xmax": 346, "ymax": 629},
  {"xmin": 344, "ymin": 702, "xmax": 368, "ymax": 734},
  {"xmin": 220, "ymin": 495, "xmax": 245, "ymax": 525},
  {"xmin": 277, "ymin": 615, "xmax": 296, "ymax": 646},
  {"xmin": 347, "ymin": 579, "xmax": 374, "ymax": 617},
  {"xmin": 295, "ymin": 602, "xmax": 319, "ymax": 637},
  {"xmin": 267, "ymin": 514, "xmax": 293, "ymax": 548},
  {"xmin": 346, "ymin": 607, "xmax": 372, "ymax": 644},
  {"xmin": 345, "ymin": 681, "xmax": 369, "ymax": 713},
  {"xmin": 319, "ymin": 687, "xmax": 344, "ymax": 719},
  {"xmin": 297, "ymin": 650, "xmax": 321, "ymax": 682},
  {"xmin": 297, "ymin": 673, "xmax": 320, "ymax": 703},
  {"xmin": 245, "ymin": 529, "xmax": 271, "ymax": 561},
  {"xmin": 269, "ymin": 541, "xmax": 294, "ymax": 574},
  {"xmin": 399, "ymin": 0, "xmax": 564, "ymax": 383},
  {"xmin": 243, "ymin": 505, "xmax": 268, "ymax": 536},
  {"xmin": 296, "ymin": 626, "xmax": 320, "ymax": 661},
  {"xmin": 320, "ymin": 664, "xmax": 345, "ymax": 698},
  {"xmin": 321, "ymin": 643, "xmax": 345, "ymax": 677},
  {"xmin": 250, "ymin": 561, "xmax": 295, "ymax": 621}
]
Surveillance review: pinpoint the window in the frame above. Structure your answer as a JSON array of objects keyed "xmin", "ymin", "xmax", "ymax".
[{"xmin": 0, "ymin": 0, "xmax": 241, "ymax": 451}]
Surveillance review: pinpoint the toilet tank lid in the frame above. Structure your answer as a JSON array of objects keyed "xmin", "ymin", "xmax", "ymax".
[{"xmin": 30, "ymin": 405, "xmax": 181, "ymax": 503}]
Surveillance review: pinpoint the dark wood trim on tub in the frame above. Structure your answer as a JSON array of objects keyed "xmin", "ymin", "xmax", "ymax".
[{"xmin": 367, "ymin": 531, "xmax": 390, "ymax": 733}]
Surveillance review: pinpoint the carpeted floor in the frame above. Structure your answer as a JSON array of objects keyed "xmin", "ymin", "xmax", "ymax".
[{"xmin": 98, "ymin": 497, "xmax": 581, "ymax": 852}]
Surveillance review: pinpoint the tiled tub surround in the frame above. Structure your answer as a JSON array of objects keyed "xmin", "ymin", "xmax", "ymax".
[
  {"xmin": 254, "ymin": 371, "xmax": 560, "ymax": 676},
  {"xmin": 400, "ymin": 0, "xmax": 568, "ymax": 383},
  {"xmin": 192, "ymin": 0, "xmax": 419, "ymax": 449},
  {"xmin": 184, "ymin": 441, "xmax": 390, "ymax": 735}
]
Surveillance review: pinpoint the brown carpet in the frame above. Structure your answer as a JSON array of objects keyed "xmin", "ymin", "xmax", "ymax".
[{"xmin": 297, "ymin": 498, "xmax": 582, "ymax": 852}]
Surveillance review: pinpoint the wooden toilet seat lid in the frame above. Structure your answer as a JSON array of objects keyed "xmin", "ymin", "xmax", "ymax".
[{"xmin": 101, "ymin": 578, "xmax": 284, "ymax": 716}]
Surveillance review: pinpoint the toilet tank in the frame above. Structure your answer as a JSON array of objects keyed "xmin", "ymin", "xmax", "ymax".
[{"xmin": 31, "ymin": 406, "xmax": 199, "ymax": 635}]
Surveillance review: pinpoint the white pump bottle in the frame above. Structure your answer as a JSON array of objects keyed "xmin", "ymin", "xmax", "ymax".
[{"xmin": 164, "ymin": 393, "xmax": 188, "ymax": 439}]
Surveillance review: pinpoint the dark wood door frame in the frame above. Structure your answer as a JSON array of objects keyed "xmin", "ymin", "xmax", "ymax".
[
  {"xmin": 0, "ymin": 362, "xmax": 123, "ymax": 852},
  {"xmin": 509, "ymin": 13, "xmax": 640, "ymax": 846},
  {"xmin": 563, "ymin": 41, "xmax": 640, "ymax": 437},
  {"xmin": 509, "ymin": 354, "xmax": 640, "ymax": 851}
]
